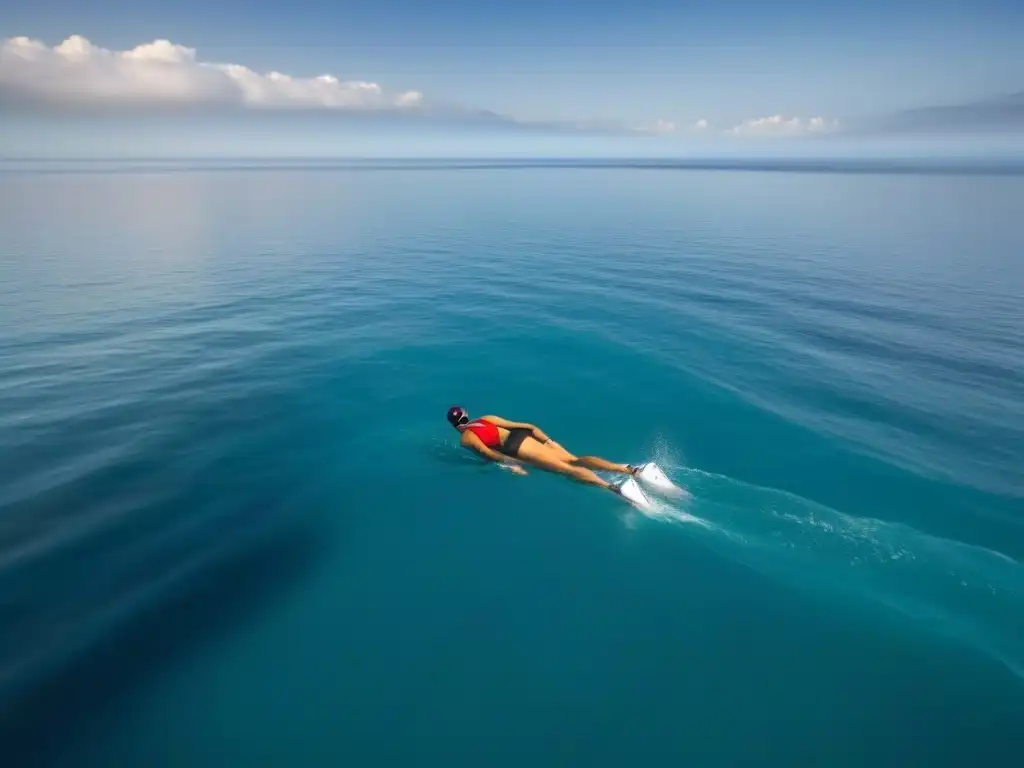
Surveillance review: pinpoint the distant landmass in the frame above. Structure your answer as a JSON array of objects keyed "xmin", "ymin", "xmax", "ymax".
[{"xmin": 874, "ymin": 91, "xmax": 1024, "ymax": 134}]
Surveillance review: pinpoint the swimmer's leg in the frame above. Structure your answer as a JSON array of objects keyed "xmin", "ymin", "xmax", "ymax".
[
  {"xmin": 515, "ymin": 439, "xmax": 618, "ymax": 492},
  {"xmin": 542, "ymin": 440, "xmax": 636, "ymax": 476},
  {"xmin": 571, "ymin": 456, "xmax": 637, "ymax": 475}
]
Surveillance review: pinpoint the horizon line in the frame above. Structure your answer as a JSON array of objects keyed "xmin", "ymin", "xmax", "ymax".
[{"xmin": 3, "ymin": 155, "xmax": 1024, "ymax": 176}]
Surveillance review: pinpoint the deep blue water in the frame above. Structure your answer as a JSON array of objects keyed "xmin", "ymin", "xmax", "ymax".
[{"xmin": 1, "ymin": 161, "xmax": 1023, "ymax": 766}]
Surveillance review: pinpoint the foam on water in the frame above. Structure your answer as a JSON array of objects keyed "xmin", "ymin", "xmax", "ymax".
[{"xmin": 631, "ymin": 438, "xmax": 1024, "ymax": 678}]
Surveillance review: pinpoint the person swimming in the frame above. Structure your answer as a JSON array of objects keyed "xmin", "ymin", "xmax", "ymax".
[{"xmin": 446, "ymin": 405, "xmax": 639, "ymax": 497}]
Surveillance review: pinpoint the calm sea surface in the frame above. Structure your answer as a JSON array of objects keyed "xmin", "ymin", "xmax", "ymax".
[{"xmin": 1, "ymin": 161, "xmax": 1023, "ymax": 766}]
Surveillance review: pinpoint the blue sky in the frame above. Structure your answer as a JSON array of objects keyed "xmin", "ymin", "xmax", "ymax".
[{"xmin": 1, "ymin": 0, "xmax": 1023, "ymax": 156}]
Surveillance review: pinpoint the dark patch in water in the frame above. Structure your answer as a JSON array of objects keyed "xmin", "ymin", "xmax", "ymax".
[{"xmin": 0, "ymin": 515, "xmax": 335, "ymax": 767}]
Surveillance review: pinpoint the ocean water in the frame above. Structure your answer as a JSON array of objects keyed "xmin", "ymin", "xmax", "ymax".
[{"xmin": 1, "ymin": 160, "xmax": 1023, "ymax": 766}]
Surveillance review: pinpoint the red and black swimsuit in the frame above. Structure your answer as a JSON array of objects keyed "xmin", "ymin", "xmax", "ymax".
[{"xmin": 465, "ymin": 419, "xmax": 533, "ymax": 457}]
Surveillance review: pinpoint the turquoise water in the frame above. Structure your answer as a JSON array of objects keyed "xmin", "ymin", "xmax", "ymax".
[{"xmin": 1, "ymin": 161, "xmax": 1023, "ymax": 765}]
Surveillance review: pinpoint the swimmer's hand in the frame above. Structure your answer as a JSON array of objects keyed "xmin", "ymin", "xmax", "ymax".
[{"xmin": 506, "ymin": 464, "xmax": 529, "ymax": 476}]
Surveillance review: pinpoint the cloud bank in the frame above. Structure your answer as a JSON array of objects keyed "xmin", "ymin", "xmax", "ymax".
[
  {"xmin": 0, "ymin": 35, "xmax": 424, "ymax": 111},
  {"xmin": 1, "ymin": 34, "xmax": 851, "ymax": 146},
  {"xmin": 727, "ymin": 114, "xmax": 840, "ymax": 137}
]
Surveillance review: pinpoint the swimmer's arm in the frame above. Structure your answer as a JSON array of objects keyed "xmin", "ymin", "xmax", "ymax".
[
  {"xmin": 461, "ymin": 431, "xmax": 522, "ymax": 465},
  {"xmin": 462, "ymin": 434, "xmax": 528, "ymax": 475},
  {"xmin": 481, "ymin": 415, "xmax": 551, "ymax": 443}
]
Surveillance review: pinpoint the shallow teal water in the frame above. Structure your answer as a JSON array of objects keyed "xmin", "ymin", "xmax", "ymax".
[{"xmin": 1, "ymin": 162, "xmax": 1023, "ymax": 765}]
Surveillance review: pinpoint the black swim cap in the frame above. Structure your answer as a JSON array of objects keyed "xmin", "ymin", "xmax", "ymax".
[{"xmin": 447, "ymin": 405, "xmax": 467, "ymax": 426}]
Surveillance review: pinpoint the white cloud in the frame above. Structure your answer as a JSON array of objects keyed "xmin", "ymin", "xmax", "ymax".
[
  {"xmin": 0, "ymin": 35, "xmax": 424, "ymax": 111},
  {"xmin": 693, "ymin": 118, "xmax": 709, "ymax": 131},
  {"xmin": 726, "ymin": 114, "xmax": 840, "ymax": 137},
  {"xmin": 638, "ymin": 118, "xmax": 676, "ymax": 135},
  {"xmin": 394, "ymin": 91, "xmax": 425, "ymax": 108},
  {"xmin": 805, "ymin": 116, "xmax": 842, "ymax": 133}
]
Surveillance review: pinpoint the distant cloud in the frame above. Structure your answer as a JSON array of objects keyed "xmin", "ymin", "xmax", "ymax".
[
  {"xmin": 636, "ymin": 119, "xmax": 676, "ymax": 135},
  {"xmin": 727, "ymin": 114, "xmax": 840, "ymax": 137},
  {"xmin": 693, "ymin": 118, "xmax": 709, "ymax": 131},
  {"xmin": 0, "ymin": 35, "xmax": 424, "ymax": 111}
]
